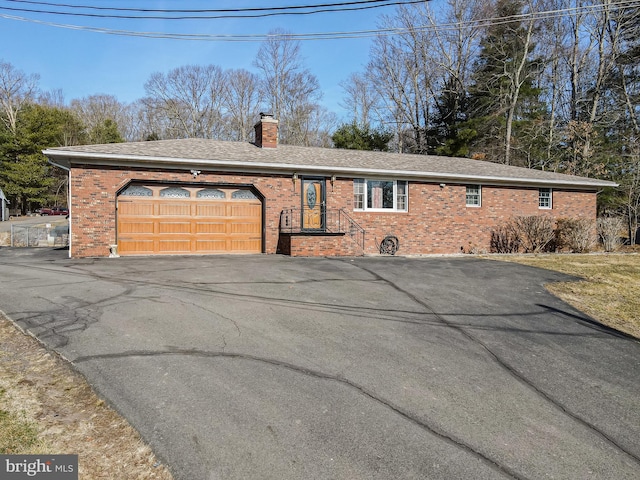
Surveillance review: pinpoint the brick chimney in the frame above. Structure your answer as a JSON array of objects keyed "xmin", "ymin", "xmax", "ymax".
[{"xmin": 254, "ymin": 113, "xmax": 278, "ymax": 148}]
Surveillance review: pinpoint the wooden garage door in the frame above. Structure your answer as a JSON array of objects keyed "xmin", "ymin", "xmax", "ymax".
[{"xmin": 117, "ymin": 185, "xmax": 262, "ymax": 255}]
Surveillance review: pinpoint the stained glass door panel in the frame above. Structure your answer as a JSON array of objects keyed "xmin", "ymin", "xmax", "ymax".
[{"xmin": 302, "ymin": 179, "xmax": 324, "ymax": 230}]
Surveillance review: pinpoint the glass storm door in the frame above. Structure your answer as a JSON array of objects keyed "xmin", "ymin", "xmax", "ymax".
[{"xmin": 302, "ymin": 178, "xmax": 325, "ymax": 230}]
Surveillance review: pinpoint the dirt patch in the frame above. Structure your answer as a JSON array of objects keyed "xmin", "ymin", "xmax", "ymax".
[{"xmin": 0, "ymin": 314, "xmax": 173, "ymax": 479}]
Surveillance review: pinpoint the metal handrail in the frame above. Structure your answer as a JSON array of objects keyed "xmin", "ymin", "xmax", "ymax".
[
  {"xmin": 338, "ymin": 208, "xmax": 366, "ymax": 252},
  {"xmin": 280, "ymin": 207, "xmax": 365, "ymax": 252}
]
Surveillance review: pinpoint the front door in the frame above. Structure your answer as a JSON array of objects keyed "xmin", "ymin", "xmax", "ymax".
[{"xmin": 302, "ymin": 178, "xmax": 325, "ymax": 231}]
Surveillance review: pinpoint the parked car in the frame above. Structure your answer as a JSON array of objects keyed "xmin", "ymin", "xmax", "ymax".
[{"xmin": 37, "ymin": 206, "xmax": 69, "ymax": 216}]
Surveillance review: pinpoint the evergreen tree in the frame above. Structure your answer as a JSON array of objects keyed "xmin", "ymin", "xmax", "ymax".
[
  {"xmin": 0, "ymin": 104, "xmax": 84, "ymax": 213},
  {"xmin": 464, "ymin": 0, "xmax": 544, "ymax": 165},
  {"xmin": 88, "ymin": 118, "xmax": 124, "ymax": 144},
  {"xmin": 332, "ymin": 123, "xmax": 392, "ymax": 151},
  {"xmin": 431, "ymin": 75, "xmax": 473, "ymax": 157}
]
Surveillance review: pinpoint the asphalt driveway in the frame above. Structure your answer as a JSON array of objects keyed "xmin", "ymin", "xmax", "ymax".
[{"xmin": 0, "ymin": 248, "xmax": 638, "ymax": 480}]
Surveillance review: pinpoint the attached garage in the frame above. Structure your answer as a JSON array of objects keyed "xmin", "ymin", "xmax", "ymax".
[{"xmin": 116, "ymin": 183, "xmax": 263, "ymax": 255}]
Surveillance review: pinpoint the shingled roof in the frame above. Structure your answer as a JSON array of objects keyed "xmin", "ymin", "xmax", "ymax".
[{"xmin": 44, "ymin": 138, "xmax": 616, "ymax": 189}]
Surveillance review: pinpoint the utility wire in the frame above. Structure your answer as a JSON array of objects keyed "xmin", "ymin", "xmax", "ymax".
[
  {"xmin": 5, "ymin": 0, "xmax": 414, "ymax": 14},
  {"xmin": 0, "ymin": 0, "xmax": 638, "ymax": 41},
  {"xmin": 0, "ymin": 0, "xmax": 425, "ymax": 19}
]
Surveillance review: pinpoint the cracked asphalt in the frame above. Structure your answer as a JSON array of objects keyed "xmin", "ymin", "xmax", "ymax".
[{"xmin": 0, "ymin": 248, "xmax": 639, "ymax": 480}]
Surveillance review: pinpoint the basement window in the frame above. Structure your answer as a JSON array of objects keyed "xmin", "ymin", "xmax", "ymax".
[
  {"xmin": 466, "ymin": 185, "xmax": 481, "ymax": 207},
  {"xmin": 539, "ymin": 188, "xmax": 552, "ymax": 209},
  {"xmin": 353, "ymin": 179, "xmax": 408, "ymax": 212}
]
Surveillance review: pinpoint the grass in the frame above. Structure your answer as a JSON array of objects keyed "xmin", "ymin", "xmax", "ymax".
[
  {"xmin": 493, "ymin": 253, "xmax": 640, "ymax": 339},
  {"xmin": 0, "ymin": 401, "xmax": 44, "ymax": 454},
  {"xmin": 0, "ymin": 315, "xmax": 173, "ymax": 479}
]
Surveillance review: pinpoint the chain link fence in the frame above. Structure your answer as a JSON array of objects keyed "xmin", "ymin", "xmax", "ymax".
[{"xmin": 10, "ymin": 224, "xmax": 69, "ymax": 247}]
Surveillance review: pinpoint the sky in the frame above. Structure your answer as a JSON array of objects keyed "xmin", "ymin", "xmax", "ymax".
[{"xmin": 0, "ymin": 0, "xmax": 423, "ymax": 119}]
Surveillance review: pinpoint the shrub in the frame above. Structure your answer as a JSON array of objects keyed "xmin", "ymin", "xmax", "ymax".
[
  {"xmin": 555, "ymin": 218, "xmax": 596, "ymax": 253},
  {"xmin": 597, "ymin": 217, "xmax": 624, "ymax": 252},
  {"xmin": 490, "ymin": 224, "xmax": 520, "ymax": 253},
  {"xmin": 513, "ymin": 215, "xmax": 556, "ymax": 253}
]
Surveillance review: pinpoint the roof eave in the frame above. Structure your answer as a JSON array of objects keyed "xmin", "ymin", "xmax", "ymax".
[{"xmin": 42, "ymin": 150, "xmax": 618, "ymax": 190}]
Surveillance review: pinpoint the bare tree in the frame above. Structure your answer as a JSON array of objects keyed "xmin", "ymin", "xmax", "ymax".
[
  {"xmin": 339, "ymin": 72, "xmax": 379, "ymax": 127},
  {"xmin": 131, "ymin": 98, "xmax": 170, "ymax": 141},
  {"xmin": 116, "ymin": 102, "xmax": 145, "ymax": 142},
  {"xmin": 143, "ymin": 64, "xmax": 225, "ymax": 139},
  {"xmin": 535, "ymin": 0, "xmax": 569, "ymax": 171},
  {"xmin": 222, "ymin": 69, "xmax": 262, "ymax": 142},
  {"xmin": 428, "ymin": 0, "xmax": 487, "ymax": 155},
  {"xmin": 618, "ymin": 153, "xmax": 640, "ymax": 244},
  {"xmin": 0, "ymin": 60, "xmax": 40, "ymax": 135},
  {"xmin": 70, "ymin": 94, "xmax": 131, "ymax": 142},
  {"xmin": 577, "ymin": 0, "xmax": 619, "ymax": 165},
  {"xmin": 71, "ymin": 94, "xmax": 122, "ymax": 127},
  {"xmin": 550, "ymin": 0, "xmax": 623, "ymax": 176},
  {"xmin": 367, "ymin": 4, "xmax": 441, "ymax": 153},
  {"xmin": 297, "ymin": 106, "xmax": 338, "ymax": 148},
  {"xmin": 611, "ymin": 4, "xmax": 640, "ymax": 243},
  {"xmin": 502, "ymin": 1, "xmax": 540, "ymax": 166},
  {"xmin": 253, "ymin": 29, "xmax": 324, "ymax": 145},
  {"xmin": 38, "ymin": 89, "xmax": 65, "ymax": 108}
]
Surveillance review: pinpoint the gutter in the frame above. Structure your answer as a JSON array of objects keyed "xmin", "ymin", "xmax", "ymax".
[
  {"xmin": 47, "ymin": 157, "xmax": 70, "ymax": 172},
  {"xmin": 42, "ymin": 150, "xmax": 618, "ymax": 190}
]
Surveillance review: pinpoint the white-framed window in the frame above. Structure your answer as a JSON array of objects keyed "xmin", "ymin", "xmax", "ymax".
[
  {"xmin": 353, "ymin": 178, "xmax": 365, "ymax": 210},
  {"xmin": 466, "ymin": 185, "xmax": 481, "ymax": 207},
  {"xmin": 539, "ymin": 188, "xmax": 552, "ymax": 209},
  {"xmin": 353, "ymin": 179, "xmax": 408, "ymax": 212}
]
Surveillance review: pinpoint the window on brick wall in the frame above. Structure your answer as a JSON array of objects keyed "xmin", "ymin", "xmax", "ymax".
[
  {"xmin": 466, "ymin": 185, "xmax": 481, "ymax": 207},
  {"xmin": 353, "ymin": 179, "xmax": 408, "ymax": 212},
  {"xmin": 539, "ymin": 188, "xmax": 552, "ymax": 209}
]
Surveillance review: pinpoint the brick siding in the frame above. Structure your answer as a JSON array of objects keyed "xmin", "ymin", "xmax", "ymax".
[
  {"xmin": 69, "ymin": 166, "xmax": 303, "ymax": 257},
  {"xmin": 69, "ymin": 165, "xmax": 597, "ymax": 257},
  {"xmin": 325, "ymin": 179, "xmax": 596, "ymax": 255},
  {"xmin": 279, "ymin": 233, "xmax": 361, "ymax": 256}
]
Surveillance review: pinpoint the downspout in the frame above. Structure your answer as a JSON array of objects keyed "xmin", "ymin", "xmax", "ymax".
[{"xmin": 47, "ymin": 158, "xmax": 72, "ymax": 258}]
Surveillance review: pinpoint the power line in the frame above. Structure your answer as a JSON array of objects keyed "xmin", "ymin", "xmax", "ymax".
[
  {"xmin": 0, "ymin": 0, "xmax": 639, "ymax": 42},
  {"xmin": 6, "ymin": 0, "xmax": 417, "ymax": 14},
  {"xmin": 0, "ymin": 0, "xmax": 425, "ymax": 19}
]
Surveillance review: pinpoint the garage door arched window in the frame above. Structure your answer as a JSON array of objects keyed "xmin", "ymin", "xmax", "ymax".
[
  {"xmin": 120, "ymin": 185, "xmax": 153, "ymax": 197},
  {"xmin": 197, "ymin": 188, "xmax": 226, "ymax": 199},
  {"xmin": 160, "ymin": 187, "xmax": 190, "ymax": 198},
  {"xmin": 231, "ymin": 190, "xmax": 257, "ymax": 200}
]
